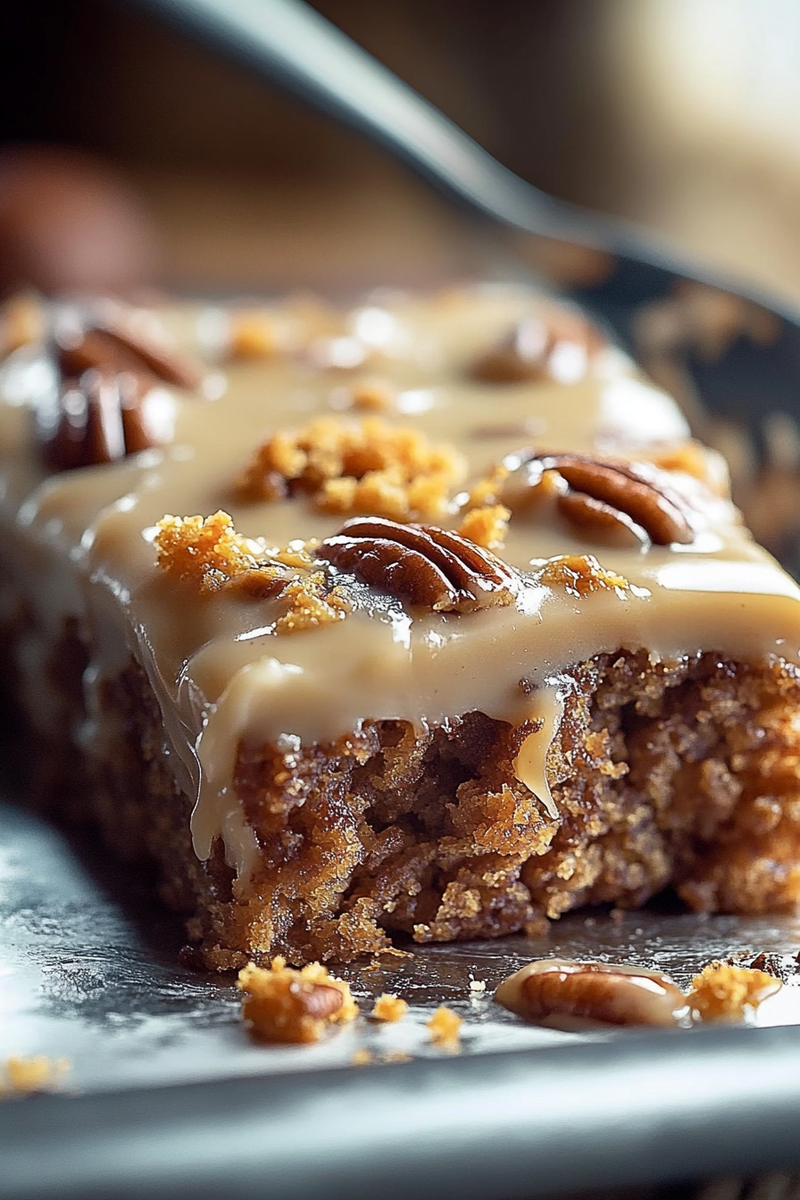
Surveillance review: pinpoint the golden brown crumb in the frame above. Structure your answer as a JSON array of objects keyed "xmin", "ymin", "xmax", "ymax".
[
  {"xmin": 234, "ymin": 416, "xmax": 465, "ymax": 521},
  {"xmin": 273, "ymin": 576, "xmax": 349, "ymax": 634},
  {"xmin": 228, "ymin": 311, "xmax": 279, "ymax": 360},
  {"xmin": 154, "ymin": 511, "xmax": 274, "ymax": 592},
  {"xmin": 155, "ymin": 512, "xmax": 348, "ymax": 632},
  {"xmin": 649, "ymin": 441, "xmax": 715, "ymax": 482},
  {"xmin": 1, "ymin": 1056, "xmax": 70, "ymax": 1097},
  {"xmin": 457, "ymin": 504, "xmax": 511, "ymax": 550},
  {"xmin": 351, "ymin": 1047, "xmax": 375, "ymax": 1066},
  {"xmin": 648, "ymin": 440, "xmax": 731, "ymax": 498},
  {"xmin": 536, "ymin": 554, "xmax": 632, "ymax": 598},
  {"xmin": 329, "ymin": 380, "xmax": 395, "ymax": 413},
  {"xmin": 351, "ymin": 1047, "xmax": 412, "ymax": 1066},
  {"xmin": 686, "ymin": 962, "xmax": 781, "ymax": 1023},
  {"xmin": 464, "ymin": 463, "xmax": 510, "ymax": 510},
  {"xmin": 426, "ymin": 1005, "xmax": 463, "ymax": 1048},
  {"xmin": 237, "ymin": 957, "xmax": 359, "ymax": 1044},
  {"xmin": 371, "ymin": 993, "xmax": 408, "ymax": 1023}
]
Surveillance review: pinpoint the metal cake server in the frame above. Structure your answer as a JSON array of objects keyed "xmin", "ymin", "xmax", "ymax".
[{"xmin": 129, "ymin": 0, "xmax": 800, "ymax": 463}]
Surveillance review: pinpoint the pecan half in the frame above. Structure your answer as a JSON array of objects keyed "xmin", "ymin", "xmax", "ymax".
[
  {"xmin": 33, "ymin": 301, "xmax": 199, "ymax": 471},
  {"xmin": 317, "ymin": 516, "xmax": 517, "ymax": 612},
  {"xmin": 471, "ymin": 307, "xmax": 605, "ymax": 385},
  {"xmin": 37, "ymin": 369, "xmax": 166, "ymax": 471},
  {"xmin": 503, "ymin": 452, "xmax": 694, "ymax": 547},
  {"xmin": 54, "ymin": 312, "xmax": 203, "ymax": 389},
  {"xmin": 495, "ymin": 959, "xmax": 686, "ymax": 1029}
]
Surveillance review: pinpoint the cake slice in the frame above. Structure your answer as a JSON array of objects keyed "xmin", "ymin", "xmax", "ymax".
[{"xmin": 2, "ymin": 286, "xmax": 800, "ymax": 969}]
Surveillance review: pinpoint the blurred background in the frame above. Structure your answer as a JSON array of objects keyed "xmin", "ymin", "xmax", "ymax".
[{"xmin": 2, "ymin": 0, "xmax": 800, "ymax": 300}]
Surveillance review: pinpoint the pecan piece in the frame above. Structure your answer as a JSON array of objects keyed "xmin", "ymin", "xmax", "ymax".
[
  {"xmin": 495, "ymin": 959, "xmax": 687, "ymax": 1030},
  {"xmin": 471, "ymin": 307, "xmax": 605, "ymax": 384},
  {"xmin": 37, "ymin": 369, "xmax": 166, "ymax": 471},
  {"xmin": 33, "ymin": 300, "xmax": 200, "ymax": 471},
  {"xmin": 54, "ymin": 314, "xmax": 203, "ymax": 389},
  {"xmin": 317, "ymin": 516, "xmax": 517, "ymax": 612},
  {"xmin": 237, "ymin": 959, "xmax": 358, "ymax": 1044},
  {"xmin": 504, "ymin": 452, "xmax": 694, "ymax": 547}
]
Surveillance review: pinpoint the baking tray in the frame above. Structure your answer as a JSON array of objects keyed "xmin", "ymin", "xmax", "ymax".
[{"xmin": 3, "ymin": 790, "xmax": 800, "ymax": 1200}]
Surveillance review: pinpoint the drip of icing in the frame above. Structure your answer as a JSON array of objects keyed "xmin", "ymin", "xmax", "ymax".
[
  {"xmin": 513, "ymin": 677, "xmax": 576, "ymax": 819},
  {"xmin": 193, "ymin": 657, "xmax": 303, "ymax": 881}
]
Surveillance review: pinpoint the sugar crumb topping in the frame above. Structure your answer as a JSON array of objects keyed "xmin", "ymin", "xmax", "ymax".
[
  {"xmin": 227, "ymin": 310, "xmax": 280, "ymax": 361},
  {"xmin": 155, "ymin": 511, "xmax": 270, "ymax": 591},
  {"xmin": 463, "ymin": 463, "xmax": 510, "ymax": 511},
  {"xmin": 536, "ymin": 554, "xmax": 633, "ymax": 598},
  {"xmin": 329, "ymin": 380, "xmax": 395, "ymax": 413},
  {"xmin": 154, "ymin": 511, "xmax": 348, "ymax": 632},
  {"xmin": 237, "ymin": 957, "xmax": 359, "ymax": 1044},
  {"xmin": 235, "ymin": 416, "xmax": 465, "ymax": 521},
  {"xmin": 274, "ymin": 578, "xmax": 349, "ymax": 634},
  {"xmin": 457, "ymin": 504, "xmax": 511, "ymax": 550}
]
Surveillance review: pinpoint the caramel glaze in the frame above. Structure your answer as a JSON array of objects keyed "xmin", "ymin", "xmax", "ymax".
[{"xmin": 2, "ymin": 285, "xmax": 800, "ymax": 883}]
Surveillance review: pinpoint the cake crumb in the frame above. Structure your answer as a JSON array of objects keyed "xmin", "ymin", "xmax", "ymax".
[
  {"xmin": 457, "ymin": 504, "xmax": 511, "ymax": 550},
  {"xmin": 371, "ymin": 993, "xmax": 408, "ymax": 1023},
  {"xmin": 686, "ymin": 961, "xmax": 782, "ymax": 1023},
  {"xmin": 237, "ymin": 957, "xmax": 359, "ymax": 1044},
  {"xmin": 235, "ymin": 416, "xmax": 465, "ymax": 521},
  {"xmin": 1, "ymin": 1056, "xmax": 70, "ymax": 1097},
  {"xmin": 427, "ymin": 1005, "xmax": 463, "ymax": 1048},
  {"xmin": 273, "ymin": 576, "xmax": 349, "ymax": 634},
  {"xmin": 351, "ymin": 1047, "xmax": 375, "ymax": 1066},
  {"xmin": 351, "ymin": 1047, "xmax": 412, "ymax": 1066}
]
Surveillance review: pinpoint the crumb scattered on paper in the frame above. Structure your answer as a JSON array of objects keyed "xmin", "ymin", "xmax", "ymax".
[
  {"xmin": 686, "ymin": 962, "xmax": 781, "ymax": 1023},
  {"xmin": 427, "ymin": 1005, "xmax": 463, "ymax": 1048},
  {"xmin": 351, "ymin": 1048, "xmax": 375, "ymax": 1066},
  {"xmin": 371, "ymin": 993, "xmax": 408, "ymax": 1023},
  {"xmin": 237, "ymin": 957, "xmax": 358, "ymax": 1044},
  {"xmin": 1, "ymin": 1056, "xmax": 70, "ymax": 1097},
  {"xmin": 351, "ymin": 1047, "xmax": 413, "ymax": 1067}
]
